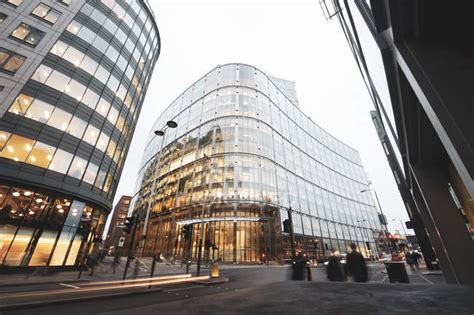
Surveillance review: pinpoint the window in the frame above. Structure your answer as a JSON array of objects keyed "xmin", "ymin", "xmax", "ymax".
[
  {"xmin": 8, "ymin": 94, "xmax": 33, "ymax": 115},
  {"xmin": 48, "ymin": 149, "xmax": 72, "ymax": 173},
  {"xmin": 57, "ymin": 0, "xmax": 71, "ymax": 6},
  {"xmin": 10, "ymin": 23, "xmax": 45, "ymax": 47},
  {"xmin": 0, "ymin": 48, "xmax": 26, "ymax": 74},
  {"xmin": 1, "ymin": 0, "xmax": 22, "ymax": 7},
  {"xmin": 26, "ymin": 141, "xmax": 55, "ymax": 168},
  {"xmin": 0, "ymin": 12, "xmax": 7, "ymax": 24},
  {"xmin": 0, "ymin": 134, "xmax": 35, "ymax": 162},
  {"xmin": 31, "ymin": 3, "xmax": 61, "ymax": 24},
  {"xmin": 67, "ymin": 156, "xmax": 87, "ymax": 179}
]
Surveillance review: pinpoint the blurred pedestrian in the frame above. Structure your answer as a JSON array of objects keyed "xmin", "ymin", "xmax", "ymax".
[
  {"xmin": 292, "ymin": 252, "xmax": 307, "ymax": 280},
  {"xmin": 326, "ymin": 254, "xmax": 345, "ymax": 282},
  {"xmin": 346, "ymin": 243, "xmax": 368, "ymax": 282},
  {"xmin": 413, "ymin": 251, "xmax": 422, "ymax": 269},
  {"xmin": 406, "ymin": 251, "xmax": 416, "ymax": 272}
]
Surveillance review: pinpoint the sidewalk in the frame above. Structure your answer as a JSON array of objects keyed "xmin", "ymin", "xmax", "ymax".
[{"xmin": 0, "ymin": 257, "xmax": 276, "ymax": 287}]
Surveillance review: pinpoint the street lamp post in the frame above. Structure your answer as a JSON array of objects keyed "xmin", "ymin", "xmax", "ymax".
[
  {"xmin": 137, "ymin": 120, "xmax": 178, "ymax": 258},
  {"xmin": 360, "ymin": 187, "xmax": 393, "ymax": 254},
  {"xmin": 196, "ymin": 153, "xmax": 211, "ymax": 277}
]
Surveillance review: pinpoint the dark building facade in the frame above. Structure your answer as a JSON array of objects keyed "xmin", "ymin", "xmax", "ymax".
[
  {"xmin": 0, "ymin": 0, "xmax": 160, "ymax": 271},
  {"xmin": 321, "ymin": 0, "xmax": 474, "ymax": 284},
  {"xmin": 131, "ymin": 63, "xmax": 383, "ymax": 264},
  {"xmin": 105, "ymin": 195, "xmax": 131, "ymax": 249}
]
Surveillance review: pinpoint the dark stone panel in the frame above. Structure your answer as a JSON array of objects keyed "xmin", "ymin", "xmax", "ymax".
[
  {"xmin": 90, "ymin": 149, "xmax": 103, "ymax": 165},
  {"xmin": 89, "ymin": 113, "xmax": 105, "ymax": 128},
  {"xmin": 76, "ymin": 141, "xmax": 94, "ymax": 159},
  {"xmin": 58, "ymin": 135, "xmax": 80, "ymax": 154}
]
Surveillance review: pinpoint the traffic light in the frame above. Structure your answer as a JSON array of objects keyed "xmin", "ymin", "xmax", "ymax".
[
  {"xmin": 123, "ymin": 216, "xmax": 136, "ymax": 234},
  {"xmin": 283, "ymin": 219, "xmax": 291, "ymax": 233},
  {"xmin": 183, "ymin": 224, "xmax": 191, "ymax": 240}
]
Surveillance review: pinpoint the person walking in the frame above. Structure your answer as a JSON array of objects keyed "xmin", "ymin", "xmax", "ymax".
[
  {"xmin": 326, "ymin": 254, "xmax": 345, "ymax": 282},
  {"xmin": 346, "ymin": 243, "xmax": 368, "ymax": 282},
  {"xmin": 406, "ymin": 251, "xmax": 416, "ymax": 272}
]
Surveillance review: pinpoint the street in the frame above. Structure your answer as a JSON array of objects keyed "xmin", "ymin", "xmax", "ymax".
[{"xmin": 1, "ymin": 263, "xmax": 472, "ymax": 314}]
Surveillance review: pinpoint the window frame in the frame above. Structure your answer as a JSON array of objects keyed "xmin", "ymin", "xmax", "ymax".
[
  {"xmin": 0, "ymin": 47, "xmax": 26, "ymax": 75},
  {"xmin": 10, "ymin": 23, "xmax": 45, "ymax": 48},
  {"xmin": 30, "ymin": 2, "xmax": 62, "ymax": 25}
]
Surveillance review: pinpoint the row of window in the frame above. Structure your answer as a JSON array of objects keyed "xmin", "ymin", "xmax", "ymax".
[
  {"xmin": 8, "ymin": 94, "xmax": 123, "ymax": 163},
  {"xmin": 0, "ymin": 130, "xmax": 112, "ymax": 191},
  {"xmin": 0, "ymin": 47, "xmax": 25, "ymax": 74},
  {"xmin": 1, "ymin": 0, "xmax": 71, "ymax": 8},
  {"xmin": 31, "ymin": 64, "xmax": 132, "ymax": 137}
]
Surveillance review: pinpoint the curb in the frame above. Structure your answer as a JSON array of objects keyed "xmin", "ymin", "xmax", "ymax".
[
  {"xmin": 0, "ymin": 286, "xmax": 164, "ymax": 311},
  {"xmin": 0, "ymin": 278, "xmax": 91, "ymax": 288},
  {"xmin": 191, "ymin": 277, "xmax": 230, "ymax": 285}
]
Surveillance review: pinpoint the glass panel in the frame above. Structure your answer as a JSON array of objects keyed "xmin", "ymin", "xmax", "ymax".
[
  {"xmin": 0, "ymin": 224, "xmax": 16, "ymax": 262},
  {"xmin": 83, "ymin": 162, "xmax": 98, "ymax": 184},
  {"xmin": 83, "ymin": 124, "xmax": 99, "ymax": 145},
  {"xmin": 66, "ymin": 116, "xmax": 87, "ymax": 138},
  {"xmin": 28, "ymin": 230, "xmax": 58, "ymax": 266},
  {"xmin": 26, "ymin": 141, "xmax": 55, "ymax": 168},
  {"xmin": 48, "ymin": 107, "xmax": 72, "ymax": 131},
  {"xmin": 48, "ymin": 149, "xmax": 73, "ymax": 174},
  {"xmin": 51, "ymin": 40, "xmax": 69, "ymax": 58},
  {"xmin": 25, "ymin": 99, "xmax": 53, "ymax": 123},
  {"xmin": 67, "ymin": 156, "xmax": 87, "ymax": 179},
  {"xmin": 65, "ymin": 234, "xmax": 82, "ymax": 266},
  {"xmin": 8, "ymin": 94, "xmax": 33, "ymax": 116},
  {"xmin": 46, "ymin": 70, "xmax": 70, "ymax": 92},
  {"xmin": 3, "ymin": 227, "xmax": 34, "ymax": 266},
  {"xmin": 0, "ymin": 134, "xmax": 35, "ymax": 162},
  {"xmin": 49, "ymin": 227, "xmax": 74, "ymax": 266}
]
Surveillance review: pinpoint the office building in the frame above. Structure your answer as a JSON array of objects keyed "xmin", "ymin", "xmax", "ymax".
[
  {"xmin": 105, "ymin": 195, "xmax": 131, "ymax": 249},
  {"xmin": 0, "ymin": 0, "xmax": 160, "ymax": 272},
  {"xmin": 132, "ymin": 63, "xmax": 383, "ymax": 263}
]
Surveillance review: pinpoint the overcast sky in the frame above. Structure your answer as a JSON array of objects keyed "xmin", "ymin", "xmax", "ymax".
[{"xmin": 109, "ymin": 0, "xmax": 409, "ymax": 235}]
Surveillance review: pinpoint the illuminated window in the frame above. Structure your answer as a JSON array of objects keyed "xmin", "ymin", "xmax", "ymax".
[
  {"xmin": 106, "ymin": 139, "xmax": 116, "ymax": 157},
  {"xmin": 64, "ymin": 79, "xmax": 86, "ymax": 101},
  {"xmin": 83, "ymin": 162, "xmax": 98, "ymax": 184},
  {"xmin": 48, "ymin": 149, "xmax": 73, "ymax": 173},
  {"xmin": 83, "ymin": 125, "xmax": 99, "ymax": 146},
  {"xmin": 96, "ymin": 132, "xmax": 109, "ymax": 151},
  {"xmin": 24, "ymin": 99, "xmax": 54, "ymax": 123},
  {"xmin": 66, "ymin": 116, "xmax": 87, "ymax": 138},
  {"xmin": 0, "ymin": 134, "xmax": 35, "ymax": 162},
  {"xmin": 48, "ymin": 108, "xmax": 72, "ymax": 131},
  {"xmin": 0, "ymin": 130, "xmax": 11, "ymax": 150},
  {"xmin": 31, "ymin": 64, "xmax": 52, "ymax": 83},
  {"xmin": 62, "ymin": 46, "xmax": 84, "ymax": 67},
  {"xmin": 81, "ymin": 89, "xmax": 99, "ymax": 109},
  {"xmin": 0, "ymin": 48, "xmax": 26, "ymax": 74},
  {"xmin": 106, "ymin": 107, "xmax": 118, "ymax": 125},
  {"xmin": 96, "ymin": 98, "xmax": 111, "ymax": 116},
  {"xmin": 95, "ymin": 170, "xmax": 106, "ymax": 189},
  {"xmin": 66, "ymin": 20, "xmax": 80, "ymax": 34},
  {"xmin": 67, "ymin": 156, "xmax": 87, "ymax": 179},
  {"xmin": 10, "ymin": 23, "xmax": 45, "ymax": 47},
  {"xmin": 1, "ymin": 0, "xmax": 23, "ymax": 7},
  {"xmin": 45, "ymin": 70, "xmax": 69, "ymax": 92},
  {"xmin": 29, "ymin": 230, "xmax": 58, "ymax": 266},
  {"xmin": 26, "ymin": 141, "xmax": 55, "ymax": 168},
  {"xmin": 31, "ymin": 3, "xmax": 61, "ymax": 25},
  {"xmin": 50, "ymin": 40, "xmax": 67, "ymax": 57},
  {"xmin": 8, "ymin": 94, "xmax": 33, "ymax": 115}
]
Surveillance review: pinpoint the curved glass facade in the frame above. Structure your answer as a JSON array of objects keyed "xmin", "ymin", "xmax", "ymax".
[
  {"xmin": 0, "ymin": 0, "xmax": 159, "ymax": 270},
  {"xmin": 133, "ymin": 64, "xmax": 382, "ymax": 263}
]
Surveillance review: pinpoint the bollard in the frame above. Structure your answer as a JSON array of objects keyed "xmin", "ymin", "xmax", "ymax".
[
  {"xmin": 211, "ymin": 263, "xmax": 220, "ymax": 278},
  {"xmin": 307, "ymin": 266, "xmax": 312, "ymax": 281}
]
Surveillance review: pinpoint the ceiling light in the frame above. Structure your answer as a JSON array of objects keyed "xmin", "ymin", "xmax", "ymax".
[
  {"xmin": 56, "ymin": 204, "xmax": 62, "ymax": 209},
  {"xmin": 29, "ymin": 211, "xmax": 34, "ymax": 215},
  {"xmin": 36, "ymin": 198, "xmax": 43, "ymax": 203},
  {"xmin": 12, "ymin": 192, "xmax": 20, "ymax": 197},
  {"xmin": 23, "ymin": 191, "xmax": 32, "ymax": 196},
  {"xmin": 58, "ymin": 209, "xmax": 64, "ymax": 213}
]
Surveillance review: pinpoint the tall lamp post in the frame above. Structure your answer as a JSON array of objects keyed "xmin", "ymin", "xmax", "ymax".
[
  {"xmin": 137, "ymin": 120, "xmax": 178, "ymax": 257},
  {"xmin": 360, "ymin": 187, "xmax": 393, "ymax": 254},
  {"xmin": 196, "ymin": 153, "xmax": 211, "ymax": 276}
]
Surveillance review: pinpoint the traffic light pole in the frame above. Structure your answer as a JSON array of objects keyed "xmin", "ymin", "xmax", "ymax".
[{"xmin": 123, "ymin": 214, "xmax": 139, "ymax": 281}]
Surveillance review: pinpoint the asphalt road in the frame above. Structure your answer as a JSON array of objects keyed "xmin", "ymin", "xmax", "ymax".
[{"xmin": 0, "ymin": 264, "xmax": 460, "ymax": 315}]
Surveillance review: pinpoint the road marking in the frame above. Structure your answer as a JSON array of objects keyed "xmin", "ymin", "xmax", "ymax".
[
  {"xmin": 164, "ymin": 285, "xmax": 202, "ymax": 293},
  {"xmin": 418, "ymin": 274, "xmax": 433, "ymax": 284},
  {"xmin": 59, "ymin": 283, "xmax": 80, "ymax": 289},
  {"xmin": 380, "ymin": 275, "xmax": 388, "ymax": 283}
]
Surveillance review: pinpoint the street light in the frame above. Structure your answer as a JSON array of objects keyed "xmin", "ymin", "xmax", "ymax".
[
  {"xmin": 137, "ymin": 120, "xmax": 178, "ymax": 257},
  {"xmin": 360, "ymin": 187, "xmax": 393, "ymax": 254},
  {"xmin": 196, "ymin": 153, "xmax": 212, "ymax": 276}
]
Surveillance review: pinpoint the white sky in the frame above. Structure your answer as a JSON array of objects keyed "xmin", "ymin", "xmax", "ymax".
[{"xmin": 108, "ymin": 0, "xmax": 409, "ymax": 235}]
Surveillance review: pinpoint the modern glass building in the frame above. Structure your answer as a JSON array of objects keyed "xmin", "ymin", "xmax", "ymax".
[
  {"xmin": 0, "ymin": 0, "xmax": 160, "ymax": 272},
  {"xmin": 321, "ymin": 0, "xmax": 474, "ymax": 284},
  {"xmin": 132, "ymin": 63, "xmax": 383, "ymax": 264}
]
